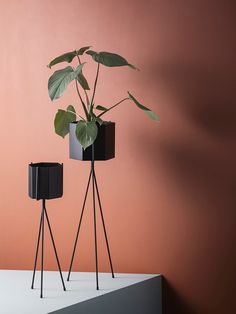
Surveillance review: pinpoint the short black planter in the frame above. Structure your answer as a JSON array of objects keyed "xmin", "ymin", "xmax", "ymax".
[
  {"xmin": 69, "ymin": 121, "xmax": 115, "ymax": 161},
  {"xmin": 28, "ymin": 162, "xmax": 66, "ymax": 298},
  {"xmin": 28, "ymin": 162, "xmax": 63, "ymax": 200}
]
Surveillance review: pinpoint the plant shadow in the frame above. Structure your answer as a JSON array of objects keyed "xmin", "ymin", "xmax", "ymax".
[{"xmin": 133, "ymin": 59, "xmax": 236, "ymax": 314}]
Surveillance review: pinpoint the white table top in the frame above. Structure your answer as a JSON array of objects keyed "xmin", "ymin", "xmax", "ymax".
[{"xmin": 0, "ymin": 270, "xmax": 159, "ymax": 314}]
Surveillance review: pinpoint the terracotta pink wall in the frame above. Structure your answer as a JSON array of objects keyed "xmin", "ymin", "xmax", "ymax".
[{"xmin": 0, "ymin": 1, "xmax": 236, "ymax": 313}]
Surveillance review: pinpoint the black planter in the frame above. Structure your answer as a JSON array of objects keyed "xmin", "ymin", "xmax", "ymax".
[
  {"xmin": 28, "ymin": 162, "xmax": 63, "ymax": 200},
  {"xmin": 69, "ymin": 121, "xmax": 115, "ymax": 161}
]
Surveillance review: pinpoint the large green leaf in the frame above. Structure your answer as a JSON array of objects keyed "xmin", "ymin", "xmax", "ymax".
[
  {"xmin": 48, "ymin": 64, "xmax": 84, "ymax": 101},
  {"xmin": 47, "ymin": 51, "xmax": 77, "ymax": 68},
  {"xmin": 128, "ymin": 92, "xmax": 160, "ymax": 121},
  {"xmin": 74, "ymin": 63, "xmax": 85, "ymax": 77},
  {"xmin": 77, "ymin": 72, "xmax": 90, "ymax": 90},
  {"xmin": 77, "ymin": 46, "xmax": 91, "ymax": 55},
  {"xmin": 86, "ymin": 50, "xmax": 137, "ymax": 69},
  {"xmin": 86, "ymin": 50, "xmax": 97, "ymax": 57},
  {"xmin": 47, "ymin": 47, "xmax": 91, "ymax": 68},
  {"xmin": 75, "ymin": 121, "xmax": 98, "ymax": 150},
  {"xmin": 54, "ymin": 105, "xmax": 76, "ymax": 138}
]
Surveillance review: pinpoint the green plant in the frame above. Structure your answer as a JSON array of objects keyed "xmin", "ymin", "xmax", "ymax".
[{"xmin": 48, "ymin": 46, "xmax": 159, "ymax": 149}]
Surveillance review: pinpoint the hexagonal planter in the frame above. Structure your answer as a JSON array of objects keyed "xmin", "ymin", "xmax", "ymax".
[{"xmin": 69, "ymin": 121, "xmax": 115, "ymax": 161}]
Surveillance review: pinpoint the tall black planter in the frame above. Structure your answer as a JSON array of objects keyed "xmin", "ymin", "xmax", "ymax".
[
  {"xmin": 69, "ymin": 121, "xmax": 115, "ymax": 161},
  {"xmin": 28, "ymin": 162, "xmax": 66, "ymax": 298},
  {"xmin": 67, "ymin": 122, "xmax": 115, "ymax": 290}
]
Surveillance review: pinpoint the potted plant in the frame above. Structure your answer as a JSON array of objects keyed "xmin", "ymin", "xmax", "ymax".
[
  {"xmin": 47, "ymin": 47, "xmax": 160, "ymax": 288},
  {"xmin": 47, "ymin": 46, "xmax": 159, "ymax": 160}
]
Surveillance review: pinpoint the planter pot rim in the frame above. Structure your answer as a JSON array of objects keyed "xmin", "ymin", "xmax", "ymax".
[
  {"xmin": 70, "ymin": 121, "xmax": 114, "ymax": 125},
  {"xmin": 30, "ymin": 162, "xmax": 62, "ymax": 168}
]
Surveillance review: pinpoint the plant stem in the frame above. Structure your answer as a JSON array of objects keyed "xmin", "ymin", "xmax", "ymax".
[
  {"xmin": 97, "ymin": 97, "xmax": 129, "ymax": 118},
  {"xmin": 77, "ymin": 55, "xmax": 90, "ymax": 108},
  {"xmin": 90, "ymin": 62, "xmax": 100, "ymax": 110},
  {"xmin": 75, "ymin": 80, "xmax": 89, "ymax": 120},
  {"xmin": 78, "ymin": 115, "xmax": 86, "ymax": 121},
  {"xmin": 67, "ymin": 110, "xmax": 86, "ymax": 121}
]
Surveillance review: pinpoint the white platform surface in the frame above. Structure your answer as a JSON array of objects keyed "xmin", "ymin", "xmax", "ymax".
[{"xmin": 0, "ymin": 270, "xmax": 158, "ymax": 314}]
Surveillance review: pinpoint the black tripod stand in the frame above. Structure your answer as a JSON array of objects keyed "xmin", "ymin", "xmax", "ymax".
[
  {"xmin": 31, "ymin": 199, "xmax": 66, "ymax": 298},
  {"xmin": 67, "ymin": 152, "xmax": 115, "ymax": 290}
]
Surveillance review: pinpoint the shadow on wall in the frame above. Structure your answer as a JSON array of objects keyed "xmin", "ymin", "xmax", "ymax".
[
  {"xmin": 162, "ymin": 278, "xmax": 197, "ymax": 314},
  {"xmin": 143, "ymin": 59, "xmax": 236, "ymax": 200},
  {"xmin": 134, "ymin": 59, "xmax": 236, "ymax": 314},
  {"xmin": 154, "ymin": 62, "xmax": 236, "ymax": 138}
]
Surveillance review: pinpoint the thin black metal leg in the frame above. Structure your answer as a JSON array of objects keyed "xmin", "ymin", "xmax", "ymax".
[
  {"xmin": 94, "ymin": 170, "xmax": 115, "ymax": 278},
  {"xmin": 91, "ymin": 150, "xmax": 99, "ymax": 290},
  {"xmin": 67, "ymin": 145, "xmax": 115, "ymax": 289},
  {"xmin": 44, "ymin": 205, "xmax": 66, "ymax": 291},
  {"xmin": 67, "ymin": 169, "xmax": 92, "ymax": 281},
  {"xmin": 40, "ymin": 200, "xmax": 45, "ymax": 298},
  {"xmin": 31, "ymin": 207, "xmax": 43, "ymax": 289}
]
